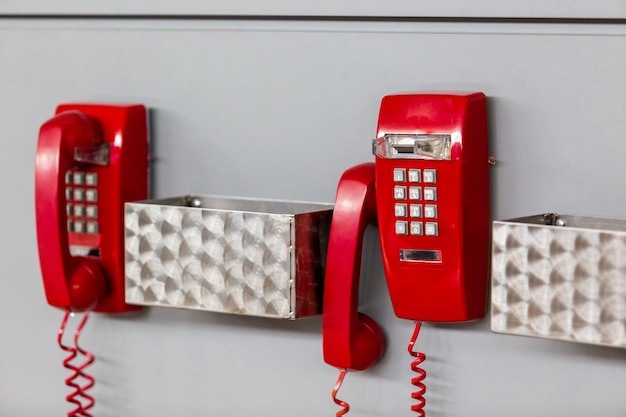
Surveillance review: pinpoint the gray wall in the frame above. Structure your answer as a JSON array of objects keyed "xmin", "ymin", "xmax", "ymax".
[
  {"xmin": 1, "ymin": 1, "xmax": 626, "ymax": 18},
  {"xmin": 1, "ymin": 12, "xmax": 625, "ymax": 417}
]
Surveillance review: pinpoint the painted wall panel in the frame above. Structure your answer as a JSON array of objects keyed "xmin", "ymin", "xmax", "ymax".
[
  {"xmin": 1, "ymin": 19, "xmax": 625, "ymax": 416},
  {"xmin": 0, "ymin": 0, "xmax": 626, "ymax": 19}
]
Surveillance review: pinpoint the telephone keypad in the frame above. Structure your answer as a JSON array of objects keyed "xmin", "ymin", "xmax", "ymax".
[
  {"xmin": 395, "ymin": 203, "xmax": 407, "ymax": 217},
  {"xmin": 85, "ymin": 189, "xmax": 98, "ymax": 202},
  {"xmin": 425, "ymin": 222, "xmax": 439, "ymax": 236},
  {"xmin": 86, "ymin": 221, "xmax": 99, "ymax": 234},
  {"xmin": 408, "ymin": 169, "xmax": 421, "ymax": 183},
  {"xmin": 85, "ymin": 173, "xmax": 98, "ymax": 186},
  {"xmin": 65, "ymin": 169, "xmax": 100, "ymax": 236},
  {"xmin": 86, "ymin": 205, "xmax": 98, "ymax": 218},
  {"xmin": 74, "ymin": 220, "xmax": 85, "ymax": 234},
  {"xmin": 424, "ymin": 187, "xmax": 437, "ymax": 201},
  {"xmin": 393, "ymin": 168, "xmax": 406, "ymax": 182},
  {"xmin": 410, "ymin": 204, "xmax": 422, "ymax": 218},
  {"xmin": 423, "ymin": 169, "xmax": 437, "ymax": 183},
  {"xmin": 394, "ymin": 186, "xmax": 407, "ymax": 200},
  {"xmin": 409, "ymin": 186, "xmax": 421, "ymax": 200},
  {"xmin": 424, "ymin": 205, "xmax": 438, "ymax": 219},
  {"xmin": 410, "ymin": 222, "xmax": 423, "ymax": 236},
  {"xmin": 392, "ymin": 168, "xmax": 439, "ymax": 237},
  {"xmin": 73, "ymin": 204, "xmax": 85, "ymax": 217},
  {"xmin": 73, "ymin": 188, "xmax": 85, "ymax": 201},
  {"xmin": 73, "ymin": 172, "xmax": 85, "ymax": 185},
  {"xmin": 395, "ymin": 221, "xmax": 408, "ymax": 235}
]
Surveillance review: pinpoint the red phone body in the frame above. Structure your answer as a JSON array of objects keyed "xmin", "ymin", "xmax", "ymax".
[
  {"xmin": 35, "ymin": 103, "xmax": 148, "ymax": 313},
  {"xmin": 323, "ymin": 92, "xmax": 490, "ymax": 371},
  {"xmin": 373, "ymin": 92, "xmax": 490, "ymax": 322}
]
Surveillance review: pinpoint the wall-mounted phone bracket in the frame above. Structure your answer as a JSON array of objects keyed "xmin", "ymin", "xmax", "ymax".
[
  {"xmin": 322, "ymin": 163, "xmax": 386, "ymax": 371},
  {"xmin": 36, "ymin": 103, "xmax": 148, "ymax": 312},
  {"xmin": 492, "ymin": 214, "xmax": 626, "ymax": 349}
]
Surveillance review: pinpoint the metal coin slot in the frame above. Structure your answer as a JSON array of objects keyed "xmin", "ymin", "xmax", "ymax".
[{"xmin": 400, "ymin": 249, "xmax": 442, "ymax": 262}]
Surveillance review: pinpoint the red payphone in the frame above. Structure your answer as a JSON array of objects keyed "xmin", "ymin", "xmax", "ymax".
[
  {"xmin": 35, "ymin": 103, "xmax": 149, "ymax": 416},
  {"xmin": 323, "ymin": 92, "xmax": 491, "ymax": 416}
]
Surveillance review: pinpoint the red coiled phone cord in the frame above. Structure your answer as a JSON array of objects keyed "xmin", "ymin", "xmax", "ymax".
[
  {"xmin": 408, "ymin": 321, "xmax": 427, "ymax": 416},
  {"xmin": 58, "ymin": 311, "xmax": 96, "ymax": 417},
  {"xmin": 332, "ymin": 368, "xmax": 350, "ymax": 417}
]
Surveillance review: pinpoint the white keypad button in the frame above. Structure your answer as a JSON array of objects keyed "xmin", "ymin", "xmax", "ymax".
[
  {"xmin": 424, "ymin": 205, "xmax": 438, "ymax": 218},
  {"xmin": 395, "ymin": 203, "xmax": 407, "ymax": 217},
  {"xmin": 85, "ymin": 173, "xmax": 98, "ymax": 186},
  {"xmin": 424, "ymin": 187, "xmax": 437, "ymax": 201},
  {"xmin": 408, "ymin": 169, "xmax": 421, "ymax": 183},
  {"xmin": 66, "ymin": 204, "xmax": 73, "ymax": 216},
  {"xmin": 73, "ymin": 172, "xmax": 85, "ymax": 185},
  {"xmin": 409, "ymin": 186, "xmax": 422, "ymax": 200},
  {"xmin": 423, "ymin": 169, "xmax": 437, "ymax": 183},
  {"xmin": 410, "ymin": 204, "xmax": 422, "ymax": 218},
  {"xmin": 86, "ymin": 221, "xmax": 99, "ymax": 234},
  {"xmin": 410, "ymin": 222, "xmax": 423, "ymax": 235},
  {"xmin": 65, "ymin": 171, "xmax": 73, "ymax": 184},
  {"xmin": 394, "ymin": 186, "xmax": 407, "ymax": 200},
  {"xmin": 393, "ymin": 168, "xmax": 406, "ymax": 182},
  {"xmin": 395, "ymin": 221, "xmax": 408, "ymax": 235},
  {"xmin": 74, "ymin": 204, "xmax": 85, "ymax": 217},
  {"xmin": 65, "ymin": 188, "xmax": 73, "ymax": 200},
  {"xmin": 74, "ymin": 220, "xmax": 85, "ymax": 233},
  {"xmin": 67, "ymin": 220, "xmax": 74, "ymax": 232},
  {"xmin": 85, "ymin": 189, "xmax": 98, "ymax": 202},
  {"xmin": 86, "ymin": 205, "xmax": 98, "ymax": 218},
  {"xmin": 73, "ymin": 188, "xmax": 85, "ymax": 201},
  {"xmin": 425, "ymin": 222, "xmax": 439, "ymax": 236}
]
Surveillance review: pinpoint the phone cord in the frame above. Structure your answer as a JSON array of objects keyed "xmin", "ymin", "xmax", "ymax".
[
  {"xmin": 58, "ymin": 310, "xmax": 96, "ymax": 417},
  {"xmin": 331, "ymin": 368, "xmax": 350, "ymax": 417},
  {"xmin": 408, "ymin": 321, "xmax": 427, "ymax": 417}
]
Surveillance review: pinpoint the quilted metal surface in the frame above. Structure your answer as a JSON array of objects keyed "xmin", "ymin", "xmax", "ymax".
[
  {"xmin": 124, "ymin": 197, "xmax": 331, "ymax": 319},
  {"xmin": 491, "ymin": 217, "xmax": 626, "ymax": 348}
]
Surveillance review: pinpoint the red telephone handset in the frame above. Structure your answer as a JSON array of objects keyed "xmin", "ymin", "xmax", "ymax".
[
  {"xmin": 322, "ymin": 163, "xmax": 386, "ymax": 371},
  {"xmin": 373, "ymin": 92, "xmax": 490, "ymax": 322},
  {"xmin": 35, "ymin": 104, "xmax": 148, "ymax": 312}
]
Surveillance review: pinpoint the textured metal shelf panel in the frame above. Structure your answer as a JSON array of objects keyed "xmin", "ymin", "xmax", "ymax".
[
  {"xmin": 491, "ymin": 214, "xmax": 626, "ymax": 348},
  {"xmin": 125, "ymin": 195, "xmax": 332, "ymax": 319}
]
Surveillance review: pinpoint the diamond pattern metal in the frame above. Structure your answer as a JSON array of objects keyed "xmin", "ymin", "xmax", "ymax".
[
  {"xmin": 491, "ymin": 219, "xmax": 626, "ymax": 348},
  {"xmin": 125, "ymin": 200, "xmax": 320, "ymax": 319}
]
